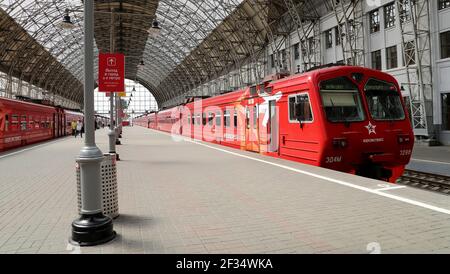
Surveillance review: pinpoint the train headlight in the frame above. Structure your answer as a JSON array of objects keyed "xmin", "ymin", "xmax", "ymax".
[
  {"xmin": 397, "ymin": 134, "xmax": 411, "ymax": 144},
  {"xmin": 332, "ymin": 138, "xmax": 348, "ymax": 148}
]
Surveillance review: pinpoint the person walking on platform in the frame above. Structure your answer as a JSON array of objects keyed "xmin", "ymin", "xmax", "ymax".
[
  {"xmin": 76, "ymin": 119, "xmax": 83, "ymax": 138},
  {"xmin": 71, "ymin": 120, "xmax": 77, "ymax": 137}
]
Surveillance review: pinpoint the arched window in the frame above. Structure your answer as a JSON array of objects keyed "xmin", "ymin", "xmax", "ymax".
[{"xmin": 95, "ymin": 79, "xmax": 158, "ymax": 120}]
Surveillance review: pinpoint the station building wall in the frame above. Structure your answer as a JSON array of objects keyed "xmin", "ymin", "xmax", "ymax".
[{"xmin": 266, "ymin": 0, "xmax": 450, "ymax": 144}]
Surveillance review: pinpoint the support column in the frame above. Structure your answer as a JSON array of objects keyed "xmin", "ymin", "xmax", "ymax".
[
  {"xmin": 115, "ymin": 92, "xmax": 122, "ymax": 145},
  {"xmin": 108, "ymin": 92, "xmax": 117, "ymax": 153},
  {"xmin": 71, "ymin": 0, "xmax": 115, "ymax": 246},
  {"xmin": 118, "ymin": 97, "xmax": 123, "ymax": 138},
  {"xmin": 108, "ymin": 9, "xmax": 119, "ymax": 157}
]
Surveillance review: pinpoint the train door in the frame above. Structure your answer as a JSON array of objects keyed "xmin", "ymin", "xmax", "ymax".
[
  {"xmin": 245, "ymin": 106, "xmax": 250, "ymax": 150},
  {"xmin": 63, "ymin": 114, "xmax": 67, "ymax": 136},
  {"xmin": 55, "ymin": 111, "xmax": 60, "ymax": 137},
  {"xmin": 268, "ymin": 100, "xmax": 279, "ymax": 153},
  {"xmin": 58, "ymin": 110, "xmax": 64, "ymax": 137},
  {"xmin": 62, "ymin": 113, "xmax": 65, "ymax": 136},
  {"xmin": 53, "ymin": 113, "xmax": 57, "ymax": 138},
  {"xmin": 245, "ymin": 102, "xmax": 260, "ymax": 153},
  {"xmin": 58, "ymin": 112, "xmax": 62, "ymax": 137}
]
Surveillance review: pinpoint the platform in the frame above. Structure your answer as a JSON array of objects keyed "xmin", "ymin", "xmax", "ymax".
[
  {"xmin": 408, "ymin": 145, "xmax": 450, "ymax": 176},
  {"xmin": 0, "ymin": 126, "xmax": 450, "ymax": 254}
]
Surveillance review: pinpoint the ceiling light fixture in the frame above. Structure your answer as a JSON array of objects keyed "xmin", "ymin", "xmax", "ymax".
[
  {"xmin": 148, "ymin": 18, "xmax": 161, "ymax": 37},
  {"xmin": 59, "ymin": 9, "xmax": 75, "ymax": 30}
]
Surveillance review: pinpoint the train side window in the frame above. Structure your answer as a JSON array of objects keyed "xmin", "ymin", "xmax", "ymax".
[
  {"xmin": 216, "ymin": 111, "xmax": 222, "ymax": 127},
  {"xmin": 5, "ymin": 115, "xmax": 9, "ymax": 131},
  {"xmin": 187, "ymin": 115, "xmax": 191, "ymax": 125},
  {"xmin": 246, "ymin": 107, "xmax": 250, "ymax": 129},
  {"xmin": 289, "ymin": 93, "xmax": 313, "ymax": 123},
  {"xmin": 29, "ymin": 115, "xmax": 34, "ymax": 129},
  {"xmin": 202, "ymin": 113, "xmax": 207, "ymax": 126},
  {"xmin": 10, "ymin": 115, "xmax": 18, "ymax": 131},
  {"xmin": 20, "ymin": 115, "xmax": 27, "ymax": 131},
  {"xmin": 224, "ymin": 110, "xmax": 231, "ymax": 128},
  {"xmin": 208, "ymin": 112, "xmax": 214, "ymax": 126},
  {"xmin": 234, "ymin": 109, "xmax": 238, "ymax": 129}
]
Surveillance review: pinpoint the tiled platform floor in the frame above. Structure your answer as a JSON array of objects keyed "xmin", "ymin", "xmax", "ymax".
[{"xmin": 0, "ymin": 126, "xmax": 449, "ymax": 254}]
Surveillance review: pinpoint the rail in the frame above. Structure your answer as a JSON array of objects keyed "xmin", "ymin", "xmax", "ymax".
[{"xmin": 396, "ymin": 169, "xmax": 450, "ymax": 195}]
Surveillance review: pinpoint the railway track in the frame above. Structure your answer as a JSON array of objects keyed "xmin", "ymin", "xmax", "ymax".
[{"xmin": 396, "ymin": 170, "xmax": 450, "ymax": 195}]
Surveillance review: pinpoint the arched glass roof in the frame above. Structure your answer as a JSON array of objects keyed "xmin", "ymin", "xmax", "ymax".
[
  {"xmin": 0, "ymin": 0, "xmax": 284, "ymax": 106},
  {"xmin": 2, "ymin": 0, "xmax": 86, "ymax": 81}
]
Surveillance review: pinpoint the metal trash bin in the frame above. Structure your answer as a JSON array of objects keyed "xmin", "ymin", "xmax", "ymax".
[{"xmin": 76, "ymin": 153, "xmax": 119, "ymax": 219}]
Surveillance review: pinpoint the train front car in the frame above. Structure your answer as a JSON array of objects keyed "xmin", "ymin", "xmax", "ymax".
[{"xmin": 313, "ymin": 66, "xmax": 414, "ymax": 182}]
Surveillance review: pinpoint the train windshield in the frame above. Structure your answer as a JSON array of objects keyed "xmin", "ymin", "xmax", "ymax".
[
  {"xmin": 320, "ymin": 77, "xmax": 365, "ymax": 122},
  {"xmin": 364, "ymin": 79, "xmax": 405, "ymax": 121}
]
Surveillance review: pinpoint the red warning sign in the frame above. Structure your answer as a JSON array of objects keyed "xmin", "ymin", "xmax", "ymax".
[{"xmin": 98, "ymin": 53, "xmax": 125, "ymax": 92}]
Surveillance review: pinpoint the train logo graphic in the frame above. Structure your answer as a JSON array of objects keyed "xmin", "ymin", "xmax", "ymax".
[{"xmin": 365, "ymin": 122, "xmax": 377, "ymax": 135}]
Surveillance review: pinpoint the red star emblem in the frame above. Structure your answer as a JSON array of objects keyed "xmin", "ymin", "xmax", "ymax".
[{"xmin": 365, "ymin": 122, "xmax": 377, "ymax": 135}]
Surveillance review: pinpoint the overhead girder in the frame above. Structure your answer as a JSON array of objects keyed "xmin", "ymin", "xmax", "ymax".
[
  {"xmin": 135, "ymin": 76, "xmax": 164, "ymax": 106},
  {"xmin": 140, "ymin": 0, "xmax": 259, "ymax": 103},
  {"xmin": 1, "ymin": 0, "xmax": 311, "ymax": 108},
  {"xmin": 157, "ymin": 0, "xmax": 271, "ymax": 102},
  {"xmin": 1, "ymin": 0, "xmax": 267, "ymax": 106},
  {"xmin": 4, "ymin": 1, "xmax": 84, "ymax": 79},
  {"xmin": 93, "ymin": 0, "xmax": 158, "ymax": 81},
  {"xmin": 0, "ymin": 3, "xmax": 84, "ymax": 104},
  {"xmin": 135, "ymin": 0, "xmax": 236, "ymax": 99}
]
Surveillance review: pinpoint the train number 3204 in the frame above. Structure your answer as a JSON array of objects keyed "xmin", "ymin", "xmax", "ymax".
[{"xmin": 326, "ymin": 156, "xmax": 343, "ymax": 164}]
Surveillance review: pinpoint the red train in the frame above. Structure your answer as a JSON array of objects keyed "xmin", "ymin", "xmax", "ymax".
[
  {"xmin": 135, "ymin": 66, "xmax": 414, "ymax": 182},
  {"xmin": 0, "ymin": 97, "xmax": 84, "ymax": 152}
]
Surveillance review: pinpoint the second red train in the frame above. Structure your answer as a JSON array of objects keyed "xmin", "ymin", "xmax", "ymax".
[{"xmin": 135, "ymin": 66, "xmax": 414, "ymax": 182}]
